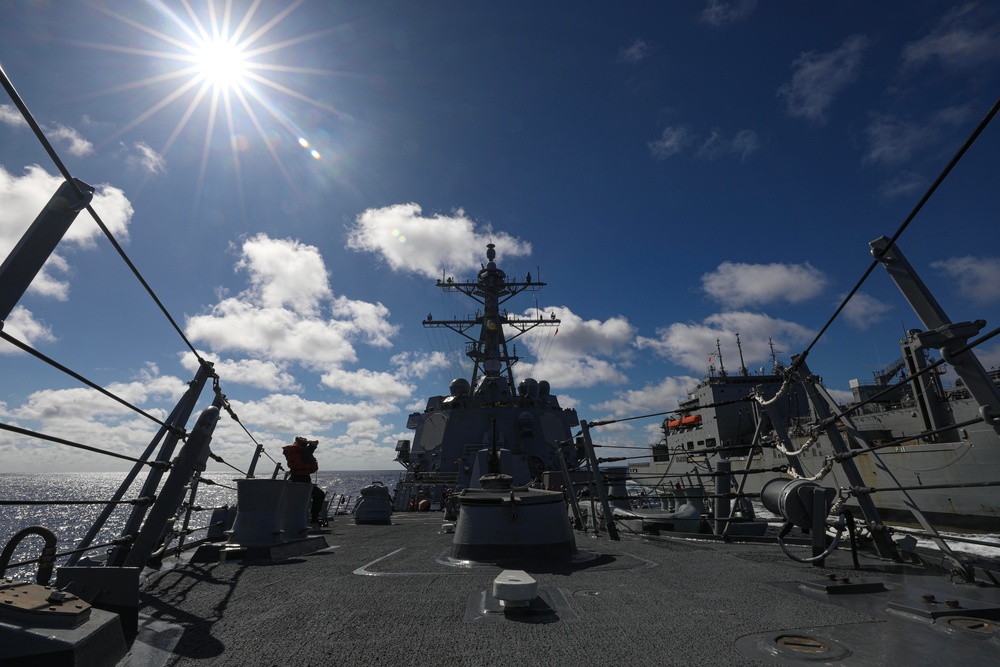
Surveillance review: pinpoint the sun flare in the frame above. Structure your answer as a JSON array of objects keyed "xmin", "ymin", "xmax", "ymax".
[
  {"xmin": 193, "ymin": 38, "xmax": 248, "ymax": 90},
  {"xmin": 84, "ymin": 0, "xmax": 344, "ymax": 203}
]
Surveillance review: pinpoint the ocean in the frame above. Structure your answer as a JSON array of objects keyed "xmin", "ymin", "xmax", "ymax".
[{"xmin": 0, "ymin": 470, "xmax": 400, "ymax": 581}]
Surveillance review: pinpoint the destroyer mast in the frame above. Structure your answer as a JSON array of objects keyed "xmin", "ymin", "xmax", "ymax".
[
  {"xmin": 392, "ymin": 244, "xmax": 581, "ymax": 511},
  {"xmin": 425, "ymin": 243, "xmax": 556, "ymax": 397}
]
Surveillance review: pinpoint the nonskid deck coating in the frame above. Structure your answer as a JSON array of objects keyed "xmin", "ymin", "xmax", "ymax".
[{"xmin": 127, "ymin": 513, "xmax": 999, "ymax": 666}]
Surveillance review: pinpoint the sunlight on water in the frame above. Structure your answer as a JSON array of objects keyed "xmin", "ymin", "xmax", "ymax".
[{"xmin": 0, "ymin": 470, "xmax": 401, "ymax": 581}]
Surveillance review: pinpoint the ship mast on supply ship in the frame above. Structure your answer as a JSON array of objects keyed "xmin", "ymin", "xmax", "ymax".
[{"xmin": 392, "ymin": 244, "xmax": 582, "ymax": 512}]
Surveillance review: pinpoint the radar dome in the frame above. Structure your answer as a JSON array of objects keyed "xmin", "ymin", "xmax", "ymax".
[{"xmin": 449, "ymin": 378, "xmax": 471, "ymax": 396}]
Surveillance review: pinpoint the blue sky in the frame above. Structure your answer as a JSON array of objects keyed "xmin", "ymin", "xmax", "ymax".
[{"xmin": 2, "ymin": 1, "xmax": 999, "ymax": 473}]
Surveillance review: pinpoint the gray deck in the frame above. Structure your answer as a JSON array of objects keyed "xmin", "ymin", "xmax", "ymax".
[{"xmin": 125, "ymin": 513, "xmax": 1000, "ymax": 666}]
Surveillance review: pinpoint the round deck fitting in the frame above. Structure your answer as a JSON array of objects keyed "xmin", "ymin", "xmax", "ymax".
[
  {"xmin": 775, "ymin": 635, "xmax": 831, "ymax": 653},
  {"xmin": 945, "ymin": 617, "xmax": 998, "ymax": 636},
  {"xmin": 744, "ymin": 632, "xmax": 852, "ymax": 663}
]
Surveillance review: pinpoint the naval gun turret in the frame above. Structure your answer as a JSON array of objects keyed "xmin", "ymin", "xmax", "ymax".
[{"xmin": 392, "ymin": 244, "xmax": 582, "ymax": 511}]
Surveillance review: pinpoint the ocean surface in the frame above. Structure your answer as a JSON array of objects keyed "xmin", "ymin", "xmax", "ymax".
[{"xmin": 0, "ymin": 470, "xmax": 400, "ymax": 581}]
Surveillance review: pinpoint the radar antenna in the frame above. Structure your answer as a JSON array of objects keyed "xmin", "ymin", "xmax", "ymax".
[{"xmin": 422, "ymin": 244, "xmax": 557, "ymax": 396}]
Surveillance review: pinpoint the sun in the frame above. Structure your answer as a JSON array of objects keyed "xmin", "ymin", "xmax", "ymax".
[
  {"xmin": 193, "ymin": 37, "xmax": 248, "ymax": 90},
  {"xmin": 79, "ymin": 1, "xmax": 346, "ymax": 203}
]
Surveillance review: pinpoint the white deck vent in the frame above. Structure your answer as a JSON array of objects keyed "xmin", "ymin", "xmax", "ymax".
[{"xmin": 493, "ymin": 570, "xmax": 538, "ymax": 608}]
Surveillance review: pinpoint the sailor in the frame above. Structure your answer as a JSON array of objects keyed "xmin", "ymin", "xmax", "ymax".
[{"xmin": 282, "ymin": 436, "xmax": 327, "ymax": 526}]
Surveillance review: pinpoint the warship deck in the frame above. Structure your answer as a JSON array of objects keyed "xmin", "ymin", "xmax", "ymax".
[{"xmin": 126, "ymin": 513, "xmax": 1000, "ymax": 666}]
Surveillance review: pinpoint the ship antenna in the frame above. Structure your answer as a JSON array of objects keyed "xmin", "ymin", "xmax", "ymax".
[
  {"xmin": 489, "ymin": 417, "xmax": 500, "ymax": 474},
  {"xmin": 768, "ymin": 336, "xmax": 783, "ymax": 373},
  {"xmin": 735, "ymin": 332, "xmax": 748, "ymax": 377},
  {"xmin": 715, "ymin": 338, "xmax": 727, "ymax": 377}
]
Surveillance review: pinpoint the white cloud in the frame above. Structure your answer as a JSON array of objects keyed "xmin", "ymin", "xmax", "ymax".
[
  {"xmin": 701, "ymin": 261, "xmax": 828, "ymax": 307},
  {"xmin": 187, "ymin": 234, "xmax": 398, "ymax": 380},
  {"xmin": 330, "ymin": 296, "xmax": 396, "ymax": 347},
  {"xmin": 700, "ymin": 0, "xmax": 758, "ymax": 26},
  {"xmin": 864, "ymin": 113, "xmax": 935, "ymax": 165},
  {"xmin": 778, "ymin": 35, "xmax": 869, "ymax": 122},
  {"xmin": 0, "ymin": 106, "xmax": 93, "ymax": 156},
  {"xmin": 0, "ymin": 306, "xmax": 56, "ymax": 352},
  {"xmin": 231, "ymin": 393, "xmax": 398, "ymax": 436},
  {"xmin": 517, "ymin": 306, "xmax": 636, "ymax": 389},
  {"xmin": 24, "ymin": 253, "xmax": 71, "ymax": 301},
  {"xmin": 129, "ymin": 142, "xmax": 166, "ymax": 174},
  {"xmin": 695, "ymin": 128, "xmax": 761, "ymax": 161},
  {"xmin": 320, "ymin": 368, "xmax": 414, "ymax": 402},
  {"xmin": 878, "ymin": 171, "xmax": 926, "ymax": 200},
  {"xmin": 595, "ymin": 375, "xmax": 701, "ymax": 417},
  {"xmin": 0, "ymin": 364, "xmax": 186, "ymax": 471},
  {"xmin": 521, "ymin": 355, "xmax": 628, "ymax": 390},
  {"xmin": 390, "ymin": 350, "xmax": 451, "ymax": 379},
  {"xmin": 902, "ymin": 4, "xmax": 1000, "ymax": 71},
  {"xmin": 840, "ymin": 291, "xmax": 892, "ymax": 330},
  {"xmin": 636, "ymin": 311, "xmax": 814, "ymax": 373},
  {"xmin": 931, "ymin": 256, "xmax": 1000, "ymax": 303},
  {"xmin": 648, "ymin": 126, "xmax": 694, "ymax": 159},
  {"xmin": 0, "ymin": 164, "xmax": 133, "ymax": 302},
  {"xmin": 179, "ymin": 351, "xmax": 302, "ymax": 392},
  {"xmin": 864, "ymin": 107, "xmax": 970, "ymax": 165},
  {"xmin": 731, "ymin": 129, "xmax": 762, "ymax": 160},
  {"xmin": 618, "ymin": 38, "xmax": 649, "ymax": 64},
  {"xmin": 187, "ymin": 298, "xmax": 359, "ymax": 366},
  {"xmin": 651, "ymin": 126, "xmax": 759, "ymax": 162},
  {"xmin": 235, "ymin": 234, "xmax": 331, "ymax": 315},
  {"xmin": 826, "ymin": 388, "xmax": 855, "ymax": 406},
  {"xmin": 0, "ymin": 104, "xmax": 28, "ymax": 127},
  {"xmin": 347, "ymin": 203, "xmax": 531, "ymax": 279},
  {"xmin": 47, "ymin": 123, "xmax": 94, "ymax": 157}
]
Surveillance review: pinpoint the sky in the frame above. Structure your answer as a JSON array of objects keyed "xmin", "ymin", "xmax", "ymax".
[{"xmin": 1, "ymin": 0, "xmax": 1000, "ymax": 474}]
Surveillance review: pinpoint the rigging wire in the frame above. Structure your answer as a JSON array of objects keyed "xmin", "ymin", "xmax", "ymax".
[
  {"xmin": 0, "ymin": 421, "xmax": 170, "ymax": 468},
  {"xmin": 4, "ymin": 538, "xmax": 132, "ymax": 571},
  {"xmin": 0, "ymin": 63, "xmax": 209, "ymax": 364},
  {"xmin": 795, "ymin": 94, "xmax": 1000, "ymax": 369},
  {"xmin": 211, "ymin": 378, "xmax": 276, "ymax": 468},
  {"xmin": 0, "ymin": 64, "xmax": 77, "ymax": 186},
  {"xmin": 587, "ymin": 396, "xmax": 753, "ymax": 428},
  {"xmin": 1, "ymin": 66, "xmax": 281, "ymax": 476},
  {"xmin": 0, "ymin": 330, "xmax": 172, "ymax": 430},
  {"xmin": 793, "ymin": 324, "xmax": 1000, "ymax": 459},
  {"xmin": 0, "ymin": 498, "xmax": 154, "ymax": 506},
  {"xmin": 85, "ymin": 201, "xmax": 204, "ymax": 359}
]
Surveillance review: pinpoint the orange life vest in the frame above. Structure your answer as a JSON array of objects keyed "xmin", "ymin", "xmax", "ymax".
[{"xmin": 282, "ymin": 444, "xmax": 318, "ymax": 475}]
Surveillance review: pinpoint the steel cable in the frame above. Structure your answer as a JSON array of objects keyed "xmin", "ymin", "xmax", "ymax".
[
  {"xmin": 0, "ymin": 330, "xmax": 172, "ymax": 430},
  {"xmin": 795, "ymin": 95, "xmax": 1000, "ymax": 368}
]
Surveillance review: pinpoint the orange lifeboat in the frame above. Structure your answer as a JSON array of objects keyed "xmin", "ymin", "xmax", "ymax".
[{"xmin": 680, "ymin": 415, "xmax": 702, "ymax": 427}]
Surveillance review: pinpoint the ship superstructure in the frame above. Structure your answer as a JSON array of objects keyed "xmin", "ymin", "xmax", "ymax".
[
  {"xmin": 392, "ymin": 244, "xmax": 582, "ymax": 510},
  {"xmin": 641, "ymin": 332, "xmax": 1000, "ymax": 531}
]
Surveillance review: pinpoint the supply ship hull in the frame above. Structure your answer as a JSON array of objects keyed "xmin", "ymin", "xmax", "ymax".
[{"xmin": 638, "ymin": 334, "xmax": 1000, "ymax": 532}]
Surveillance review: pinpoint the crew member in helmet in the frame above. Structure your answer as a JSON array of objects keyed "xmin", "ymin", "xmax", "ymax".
[{"xmin": 282, "ymin": 436, "xmax": 327, "ymax": 526}]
